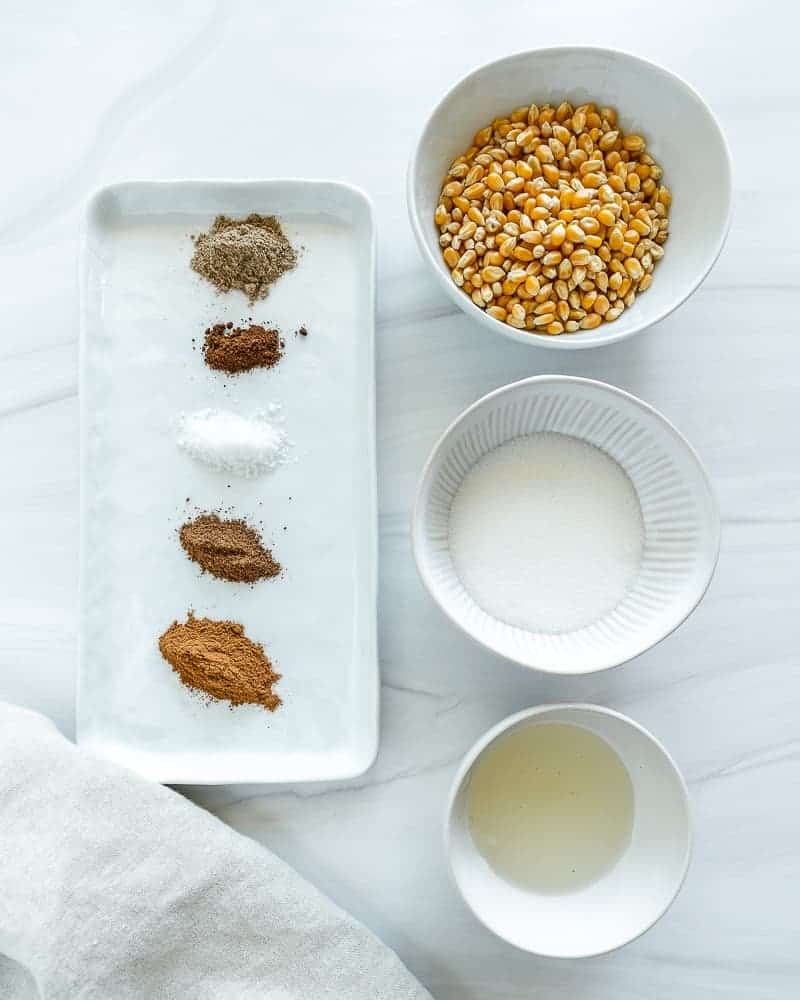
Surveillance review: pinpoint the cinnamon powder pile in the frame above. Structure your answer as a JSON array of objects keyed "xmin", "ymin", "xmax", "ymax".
[
  {"xmin": 202, "ymin": 323, "xmax": 283, "ymax": 375},
  {"xmin": 179, "ymin": 513, "xmax": 280, "ymax": 583},
  {"xmin": 158, "ymin": 613, "xmax": 281, "ymax": 711}
]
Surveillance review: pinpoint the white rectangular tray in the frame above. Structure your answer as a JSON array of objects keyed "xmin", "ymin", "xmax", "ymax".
[{"xmin": 78, "ymin": 180, "xmax": 378, "ymax": 784}]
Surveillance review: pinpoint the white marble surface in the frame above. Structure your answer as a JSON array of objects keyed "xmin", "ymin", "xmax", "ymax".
[{"xmin": 1, "ymin": 2, "xmax": 798, "ymax": 996}]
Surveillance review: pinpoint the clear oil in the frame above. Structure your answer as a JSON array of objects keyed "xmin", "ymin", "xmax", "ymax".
[{"xmin": 467, "ymin": 723, "xmax": 634, "ymax": 894}]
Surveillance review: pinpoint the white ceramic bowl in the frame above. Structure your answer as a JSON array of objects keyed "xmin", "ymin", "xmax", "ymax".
[
  {"xmin": 446, "ymin": 704, "xmax": 691, "ymax": 957},
  {"xmin": 413, "ymin": 376, "xmax": 719, "ymax": 674},
  {"xmin": 408, "ymin": 47, "xmax": 732, "ymax": 349}
]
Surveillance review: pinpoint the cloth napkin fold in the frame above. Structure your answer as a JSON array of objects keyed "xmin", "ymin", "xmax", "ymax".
[{"xmin": 0, "ymin": 702, "xmax": 431, "ymax": 1000}]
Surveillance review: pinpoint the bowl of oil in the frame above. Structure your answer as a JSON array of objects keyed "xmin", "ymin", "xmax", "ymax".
[{"xmin": 446, "ymin": 704, "xmax": 690, "ymax": 957}]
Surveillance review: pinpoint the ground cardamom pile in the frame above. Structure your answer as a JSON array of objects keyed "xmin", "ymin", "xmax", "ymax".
[
  {"xmin": 202, "ymin": 323, "xmax": 283, "ymax": 375},
  {"xmin": 190, "ymin": 213, "xmax": 297, "ymax": 302},
  {"xmin": 158, "ymin": 613, "xmax": 281, "ymax": 710},
  {"xmin": 180, "ymin": 513, "xmax": 280, "ymax": 583}
]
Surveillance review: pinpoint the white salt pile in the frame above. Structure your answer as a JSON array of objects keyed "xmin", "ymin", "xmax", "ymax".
[
  {"xmin": 177, "ymin": 407, "xmax": 291, "ymax": 478},
  {"xmin": 448, "ymin": 432, "xmax": 644, "ymax": 633}
]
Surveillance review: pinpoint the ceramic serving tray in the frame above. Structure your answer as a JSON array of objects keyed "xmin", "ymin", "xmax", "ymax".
[{"xmin": 78, "ymin": 180, "xmax": 378, "ymax": 784}]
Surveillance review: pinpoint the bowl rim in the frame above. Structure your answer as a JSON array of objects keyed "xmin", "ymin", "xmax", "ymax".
[
  {"xmin": 407, "ymin": 44, "xmax": 734, "ymax": 350},
  {"xmin": 444, "ymin": 702, "xmax": 692, "ymax": 958},
  {"xmin": 411, "ymin": 374, "xmax": 721, "ymax": 674}
]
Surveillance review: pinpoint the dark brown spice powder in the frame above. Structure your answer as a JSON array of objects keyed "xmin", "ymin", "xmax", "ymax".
[
  {"xmin": 180, "ymin": 513, "xmax": 280, "ymax": 583},
  {"xmin": 202, "ymin": 323, "xmax": 283, "ymax": 375}
]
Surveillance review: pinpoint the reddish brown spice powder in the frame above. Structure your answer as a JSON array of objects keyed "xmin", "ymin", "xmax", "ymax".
[{"xmin": 202, "ymin": 323, "xmax": 283, "ymax": 375}]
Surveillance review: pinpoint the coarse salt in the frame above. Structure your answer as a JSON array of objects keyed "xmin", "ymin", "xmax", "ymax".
[
  {"xmin": 177, "ymin": 407, "xmax": 291, "ymax": 478},
  {"xmin": 448, "ymin": 432, "xmax": 644, "ymax": 634}
]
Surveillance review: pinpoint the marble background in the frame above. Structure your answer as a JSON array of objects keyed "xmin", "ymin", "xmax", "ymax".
[{"xmin": 1, "ymin": 1, "xmax": 798, "ymax": 996}]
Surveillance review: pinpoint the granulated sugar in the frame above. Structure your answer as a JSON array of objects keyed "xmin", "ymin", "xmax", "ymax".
[
  {"xmin": 177, "ymin": 406, "xmax": 291, "ymax": 478},
  {"xmin": 448, "ymin": 433, "xmax": 644, "ymax": 633}
]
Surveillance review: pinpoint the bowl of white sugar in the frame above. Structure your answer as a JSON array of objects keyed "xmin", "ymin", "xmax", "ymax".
[{"xmin": 412, "ymin": 376, "xmax": 719, "ymax": 674}]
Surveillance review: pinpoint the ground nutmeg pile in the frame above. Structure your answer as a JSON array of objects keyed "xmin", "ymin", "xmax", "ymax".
[
  {"xmin": 180, "ymin": 513, "xmax": 280, "ymax": 583},
  {"xmin": 203, "ymin": 323, "xmax": 283, "ymax": 375},
  {"xmin": 158, "ymin": 613, "xmax": 281, "ymax": 711},
  {"xmin": 191, "ymin": 213, "xmax": 297, "ymax": 302}
]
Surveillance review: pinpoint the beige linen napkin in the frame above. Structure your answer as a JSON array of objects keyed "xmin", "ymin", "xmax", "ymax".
[{"xmin": 0, "ymin": 702, "xmax": 431, "ymax": 1000}]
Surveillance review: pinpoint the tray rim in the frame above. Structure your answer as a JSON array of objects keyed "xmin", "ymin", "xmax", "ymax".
[{"xmin": 77, "ymin": 177, "xmax": 379, "ymax": 785}]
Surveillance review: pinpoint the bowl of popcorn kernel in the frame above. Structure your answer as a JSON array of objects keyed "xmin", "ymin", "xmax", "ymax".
[{"xmin": 408, "ymin": 47, "xmax": 732, "ymax": 348}]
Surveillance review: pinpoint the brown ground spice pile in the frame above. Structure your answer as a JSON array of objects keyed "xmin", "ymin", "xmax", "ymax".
[
  {"xmin": 158, "ymin": 613, "xmax": 281, "ymax": 710},
  {"xmin": 202, "ymin": 323, "xmax": 283, "ymax": 375},
  {"xmin": 190, "ymin": 213, "xmax": 297, "ymax": 302},
  {"xmin": 180, "ymin": 513, "xmax": 280, "ymax": 583}
]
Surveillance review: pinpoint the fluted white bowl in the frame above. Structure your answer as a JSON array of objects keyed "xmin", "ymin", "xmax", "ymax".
[
  {"xmin": 408, "ymin": 47, "xmax": 732, "ymax": 349},
  {"xmin": 412, "ymin": 376, "xmax": 719, "ymax": 674}
]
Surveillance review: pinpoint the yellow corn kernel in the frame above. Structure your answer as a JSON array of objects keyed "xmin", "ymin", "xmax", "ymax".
[
  {"xmin": 499, "ymin": 237, "xmax": 517, "ymax": 257},
  {"xmin": 623, "ymin": 134, "xmax": 646, "ymax": 154},
  {"xmin": 593, "ymin": 294, "xmax": 610, "ymax": 315},
  {"xmin": 516, "ymin": 160, "xmax": 534, "ymax": 180},
  {"xmin": 598, "ymin": 130, "xmax": 620, "ymax": 151},
  {"xmin": 481, "ymin": 266, "xmax": 505, "ymax": 282},
  {"xmin": 443, "ymin": 247, "xmax": 459, "ymax": 268},
  {"xmin": 542, "ymin": 164, "xmax": 561, "ymax": 185},
  {"xmin": 579, "ymin": 158, "xmax": 604, "ymax": 176},
  {"xmin": 597, "ymin": 207, "xmax": 616, "ymax": 228},
  {"xmin": 546, "ymin": 223, "xmax": 565, "ymax": 247},
  {"xmin": 565, "ymin": 222, "xmax": 585, "ymax": 243},
  {"xmin": 624, "ymin": 257, "xmax": 644, "ymax": 280},
  {"xmin": 581, "ymin": 313, "xmax": 602, "ymax": 330}
]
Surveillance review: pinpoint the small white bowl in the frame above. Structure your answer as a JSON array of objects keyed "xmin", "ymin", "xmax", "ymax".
[
  {"xmin": 446, "ymin": 704, "xmax": 691, "ymax": 957},
  {"xmin": 408, "ymin": 46, "xmax": 732, "ymax": 349},
  {"xmin": 412, "ymin": 376, "xmax": 719, "ymax": 674}
]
